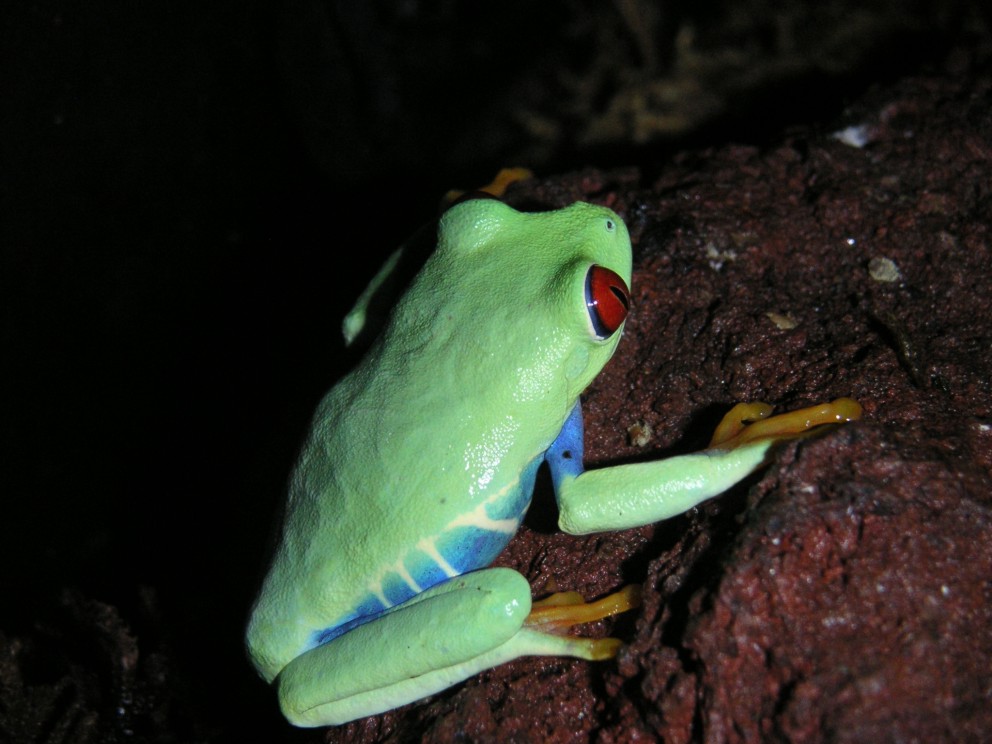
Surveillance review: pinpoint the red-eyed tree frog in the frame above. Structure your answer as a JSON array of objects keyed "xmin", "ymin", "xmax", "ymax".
[{"xmin": 245, "ymin": 196, "xmax": 861, "ymax": 727}]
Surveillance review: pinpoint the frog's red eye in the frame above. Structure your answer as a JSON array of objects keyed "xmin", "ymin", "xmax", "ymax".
[{"xmin": 585, "ymin": 265, "xmax": 630, "ymax": 338}]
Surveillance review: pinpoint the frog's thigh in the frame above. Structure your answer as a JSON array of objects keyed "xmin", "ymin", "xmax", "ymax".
[{"xmin": 278, "ymin": 567, "xmax": 551, "ymax": 727}]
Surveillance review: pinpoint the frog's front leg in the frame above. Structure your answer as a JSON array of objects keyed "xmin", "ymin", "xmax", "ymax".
[
  {"xmin": 277, "ymin": 567, "xmax": 625, "ymax": 727},
  {"xmin": 550, "ymin": 398, "xmax": 861, "ymax": 535}
]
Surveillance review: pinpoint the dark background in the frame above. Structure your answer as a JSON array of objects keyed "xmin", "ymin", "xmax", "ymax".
[{"xmin": 2, "ymin": 1, "xmax": 988, "ymax": 740}]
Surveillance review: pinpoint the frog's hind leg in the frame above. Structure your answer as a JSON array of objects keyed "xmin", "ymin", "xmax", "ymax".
[{"xmin": 276, "ymin": 567, "xmax": 625, "ymax": 727}]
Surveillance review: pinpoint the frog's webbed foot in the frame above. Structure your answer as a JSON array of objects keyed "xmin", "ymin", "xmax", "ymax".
[
  {"xmin": 524, "ymin": 585, "xmax": 641, "ymax": 660},
  {"xmin": 443, "ymin": 167, "xmax": 534, "ymax": 207},
  {"xmin": 708, "ymin": 397, "xmax": 862, "ymax": 451}
]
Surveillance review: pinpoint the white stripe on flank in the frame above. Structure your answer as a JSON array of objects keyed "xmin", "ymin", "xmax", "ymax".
[
  {"xmin": 366, "ymin": 560, "xmax": 422, "ymax": 608},
  {"xmin": 395, "ymin": 562, "xmax": 423, "ymax": 594},
  {"xmin": 361, "ymin": 473, "xmax": 528, "ymax": 605},
  {"xmin": 369, "ymin": 581, "xmax": 390, "ymax": 608},
  {"xmin": 445, "ymin": 500, "xmax": 519, "ymax": 534},
  {"xmin": 418, "ymin": 538, "xmax": 459, "ymax": 578}
]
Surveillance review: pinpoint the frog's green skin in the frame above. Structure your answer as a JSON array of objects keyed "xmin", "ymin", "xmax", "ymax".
[{"xmin": 246, "ymin": 200, "xmax": 785, "ymax": 727}]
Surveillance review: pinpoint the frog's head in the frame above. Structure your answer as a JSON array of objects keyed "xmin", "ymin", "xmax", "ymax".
[{"xmin": 428, "ymin": 198, "xmax": 632, "ymax": 407}]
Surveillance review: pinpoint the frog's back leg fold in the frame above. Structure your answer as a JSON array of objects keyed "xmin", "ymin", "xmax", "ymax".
[{"xmin": 276, "ymin": 567, "xmax": 609, "ymax": 727}]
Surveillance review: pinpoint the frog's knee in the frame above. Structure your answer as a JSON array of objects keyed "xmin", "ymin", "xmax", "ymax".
[{"xmin": 444, "ymin": 567, "xmax": 533, "ymax": 630}]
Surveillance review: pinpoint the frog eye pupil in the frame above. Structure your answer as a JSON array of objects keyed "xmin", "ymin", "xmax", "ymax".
[{"xmin": 585, "ymin": 265, "xmax": 630, "ymax": 338}]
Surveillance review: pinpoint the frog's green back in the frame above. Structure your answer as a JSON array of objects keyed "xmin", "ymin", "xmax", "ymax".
[{"xmin": 246, "ymin": 200, "xmax": 632, "ymax": 681}]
